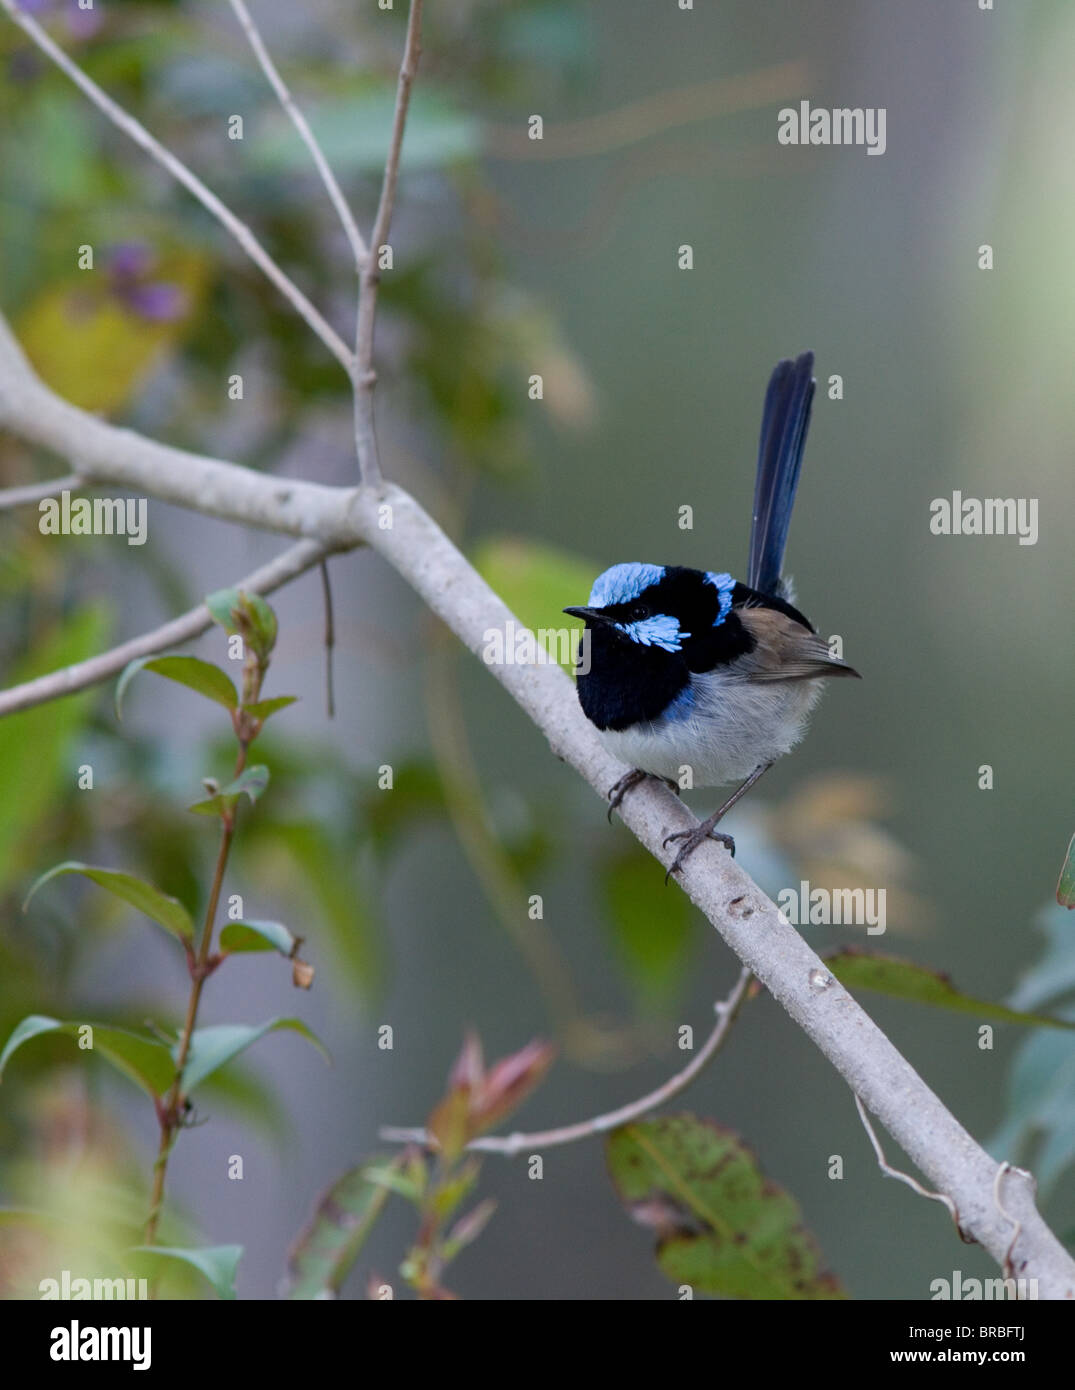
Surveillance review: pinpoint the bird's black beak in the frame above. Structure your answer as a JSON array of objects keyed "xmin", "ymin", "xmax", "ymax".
[{"xmin": 563, "ymin": 606, "xmax": 607, "ymax": 624}]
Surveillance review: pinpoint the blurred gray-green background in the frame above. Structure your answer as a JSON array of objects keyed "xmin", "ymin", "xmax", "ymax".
[{"xmin": 2, "ymin": 0, "xmax": 1074, "ymax": 1300}]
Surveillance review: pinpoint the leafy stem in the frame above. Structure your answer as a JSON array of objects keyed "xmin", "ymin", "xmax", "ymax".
[{"xmin": 143, "ymin": 608, "xmax": 270, "ymax": 1247}]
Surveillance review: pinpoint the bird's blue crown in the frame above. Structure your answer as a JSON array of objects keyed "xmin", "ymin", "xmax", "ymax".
[{"xmin": 587, "ymin": 562, "xmax": 666, "ymax": 608}]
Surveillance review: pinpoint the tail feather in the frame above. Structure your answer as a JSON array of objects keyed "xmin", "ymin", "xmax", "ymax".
[{"xmin": 747, "ymin": 351, "xmax": 815, "ymax": 597}]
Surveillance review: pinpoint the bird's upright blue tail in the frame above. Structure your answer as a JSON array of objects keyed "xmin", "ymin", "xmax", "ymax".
[{"xmin": 747, "ymin": 351, "xmax": 815, "ymax": 598}]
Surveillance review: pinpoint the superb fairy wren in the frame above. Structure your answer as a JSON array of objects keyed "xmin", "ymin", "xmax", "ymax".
[{"xmin": 564, "ymin": 352, "xmax": 860, "ymax": 878}]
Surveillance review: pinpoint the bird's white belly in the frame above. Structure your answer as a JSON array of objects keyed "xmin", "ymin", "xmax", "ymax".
[{"xmin": 597, "ymin": 672, "xmax": 824, "ymax": 788}]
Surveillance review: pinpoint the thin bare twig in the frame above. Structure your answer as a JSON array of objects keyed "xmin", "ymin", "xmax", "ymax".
[
  {"xmin": 0, "ymin": 0, "xmax": 354, "ymax": 372},
  {"xmin": 0, "ymin": 538, "xmax": 339, "ymax": 718},
  {"xmin": 482, "ymin": 60, "xmax": 809, "ymax": 161},
  {"xmin": 993, "ymin": 1161, "xmax": 1035, "ymax": 1281},
  {"xmin": 380, "ymin": 968, "xmax": 754, "ymax": 1156},
  {"xmin": 319, "ymin": 557, "xmax": 335, "ymax": 719},
  {"xmin": 352, "ymin": 0, "xmax": 424, "ymax": 487},
  {"xmin": 227, "ymin": 0, "xmax": 368, "ymax": 271},
  {"xmin": 0, "ymin": 473, "xmax": 84, "ymax": 511},
  {"xmin": 854, "ymin": 1092, "xmax": 963, "ymax": 1232}
]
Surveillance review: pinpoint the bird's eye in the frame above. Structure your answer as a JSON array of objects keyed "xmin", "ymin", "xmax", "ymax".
[{"xmin": 629, "ymin": 603, "xmax": 650, "ymax": 621}]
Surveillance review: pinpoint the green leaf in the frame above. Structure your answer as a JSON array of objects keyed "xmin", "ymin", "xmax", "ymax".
[
  {"xmin": 241, "ymin": 593, "xmax": 277, "ymax": 656},
  {"xmin": 990, "ymin": 1025, "xmax": 1075, "ymax": 1192},
  {"xmin": 1058, "ymin": 832, "xmax": 1075, "ymax": 908},
  {"xmin": 0, "ymin": 1015, "xmax": 175, "ymax": 1098},
  {"xmin": 601, "ymin": 846, "xmax": 695, "ymax": 1010},
  {"xmin": 989, "ymin": 906, "xmax": 1075, "ymax": 1192},
  {"xmin": 1010, "ymin": 904, "xmax": 1075, "ymax": 1012},
  {"xmin": 427, "ymin": 1086, "xmax": 471, "ymax": 1165},
  {"xmin": 0, "ymin": 1015, "xmax": 63, "ymax": 1079},
  {"xmin": 187, "ymin": 766, "xmax": 270, "ymax": 816},
  {"xmin": 206, "ymin": 587, "xmax": 244, "ymax": 632},
  {"xmin": 431, "ymin": 1161, "xmax": 480, "ymax": 1221},
  {"xmin": 129, "ymin": 1244, "xmax": 242, "ymax": 1300},
  {"xmin": 252, "ymin": 89, "xmax": 479, "ymax": 175},
  {"xmin": 178, "ymin": 1018, "xmax": 328, "ymax": 1093},
  {"xmin": 441, "ymin": 1198, "xmax": 497, "ymax": 1264},
  {"xmin": 826, "ymin": 949, "xmax": 1075, "ymax": 1030},
  {"xmin": 0, "ymin": 606, "xmax": 109, "ymax": 895},
  {"xmin": 607, "ymin": 1115, "xmax": 845, "ymax": 1300},
  {"xmin": 226, "ymin": 766, "xmax": 270, "ymax": 803},
  {"xmin": 24, "ymin": 861, "xmax": 195, "ymax": 944},
  {"xmin": 472, "ymin": 535, "xmax": 599, "ymax": 672},
  {"xmin": 362, "ymin": 1163, "xmax": 425, "ymax": 1203},
  {"xmin": 219, "ymin": 919, "xmax": 296, "ymax": 956},
  {"xmin": 205, "ymin": 588, "xmax": 277, "ymax": 658},
  {"xmin": 286, "ymin": 1159, "xmax": 398, "ymax": 1299},
  {"xmin": 243, "ymin": 695, "xmax": 298, "ymax": 721},
  {"xmin": 115, "ymin": 654, "xmax": 237, "ymax": 717}
]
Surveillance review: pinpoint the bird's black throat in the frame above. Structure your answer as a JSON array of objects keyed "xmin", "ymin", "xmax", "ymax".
[{"xmin": 576, "ymin": 625, "xmax": 689, "ymax": 731}]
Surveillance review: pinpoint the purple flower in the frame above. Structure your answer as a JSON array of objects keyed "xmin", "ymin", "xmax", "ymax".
[
  {"xmin": 105, "ymin": 243, "xmax": 187, "ymax": 322},
  {"xmin": 124, "ymin": 282, "xmax": 187, "ymax": 323},
  {"xmin": 108, "ymin": 242, "xmax": 154, "ymax": 282}
]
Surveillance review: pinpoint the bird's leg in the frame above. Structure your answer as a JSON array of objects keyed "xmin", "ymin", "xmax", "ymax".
[
  {"xmin": 606, "ymin": 768, "xmax": 679, "ymax": 822},
  {"xmin": 663, "ymin": 761, "xmax": 774, "ymax": 882}
]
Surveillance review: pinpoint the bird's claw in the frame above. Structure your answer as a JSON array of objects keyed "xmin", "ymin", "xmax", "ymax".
[
  {"xmin": 663, "ymin": 823, "xmax": 736, "ymax": 883},
  {"xmin": 606, "ymin": 768, "xmax": 652, "ymax": 821}
]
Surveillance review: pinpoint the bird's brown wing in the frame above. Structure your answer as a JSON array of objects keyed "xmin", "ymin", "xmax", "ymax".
[{"xmin": 736, "ymin": 607, "xmax": 861, "ymax": 683}]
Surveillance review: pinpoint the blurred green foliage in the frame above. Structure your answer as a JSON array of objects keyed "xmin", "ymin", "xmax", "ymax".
[
  {"xmin": 473, "ymin": 534, "xmax": 595, "ymax": 670},
  {"xmin": 992, "ymin": 907, "xmax": 1075, "ymax": 1193},
  {"xmin": 0, "ymin": 608, "xmax": 109, "ymax": 896},
  {"xmin": 600, "ymin": 845, "xmax": 696, "ymax": 1011}
]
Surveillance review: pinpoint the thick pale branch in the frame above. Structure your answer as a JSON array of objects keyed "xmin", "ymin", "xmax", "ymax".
[
  {"xmin": 0, "ymin": 314, "xmax": 356, "ymax": 543},
  {"xmin": 227, "ymin": 0, "xmax": 368, "ymax": 271},
  {"xmin": 0, "ymin": 0, "xmax": 354, "ymax": 372}
]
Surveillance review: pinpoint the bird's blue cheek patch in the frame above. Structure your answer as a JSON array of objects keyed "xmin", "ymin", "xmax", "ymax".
[
  {"xmin": 615, "ymin": 613, "xmax": 687, "ymax": 652},
  {"xmin": 705, "ymin": 571, "xmax": 735, "ymax": 626}
]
